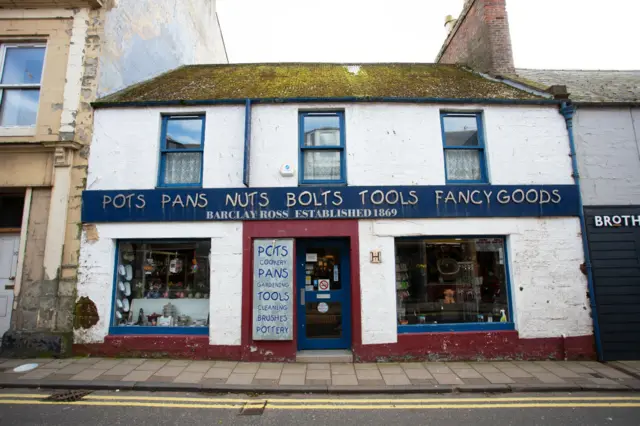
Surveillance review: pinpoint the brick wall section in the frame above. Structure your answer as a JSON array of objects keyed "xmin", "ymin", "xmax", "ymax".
[{"xmin": 436, "ymin": 0, "xmax": 515, "ymax": 76}]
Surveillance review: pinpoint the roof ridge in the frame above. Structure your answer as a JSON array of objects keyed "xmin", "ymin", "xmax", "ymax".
[
  {"xmin": 517, "ymin": 68, "xmax": 640, "ymax": 73},
  {"xmin": 184, "ymin": 62, "xmax": 446, "ymax": 67}
]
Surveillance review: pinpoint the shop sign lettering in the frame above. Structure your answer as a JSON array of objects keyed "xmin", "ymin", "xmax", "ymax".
[
  {"xmin": 253, "ymin": 239, "xmax": 293, "ymax": 341},
  {"xmin": 594, "ymin": 215, "xmax": 640, "ymax": 227},
  {"xmin": 82, "ymin": 185, "xmax": 580, "ymax": 223}
]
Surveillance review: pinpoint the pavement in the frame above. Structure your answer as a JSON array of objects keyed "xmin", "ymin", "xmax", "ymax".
[
  {"xmin": 1, "ymin": 390, "xmax": 640, "ymax": 425},
  {"xmin": 1, "ymin": 358, "xmax": 640, "ymax": 393}
]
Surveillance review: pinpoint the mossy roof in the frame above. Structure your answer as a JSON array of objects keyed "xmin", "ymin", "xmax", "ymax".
[{"xmin": 96, "ymin": 63, "xmax": 544, "ymax": 105}]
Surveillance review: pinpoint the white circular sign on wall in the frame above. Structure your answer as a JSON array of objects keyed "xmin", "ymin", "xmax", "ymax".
[{"xmin": 317, "ymin": 302, "xmax": 329, "ymax": 313}]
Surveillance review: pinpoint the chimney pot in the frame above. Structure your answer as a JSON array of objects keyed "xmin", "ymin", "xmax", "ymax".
[{"xmin": 444, "ymin": 14, "xmax": 457, "ymax": 34}]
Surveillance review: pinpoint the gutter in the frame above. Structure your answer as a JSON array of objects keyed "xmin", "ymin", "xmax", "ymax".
[
  {"xmin": 92, "ymin": 96, "xmax": 563, "ymax": 109},
  {"xmin": 574, "ymin": 101, "xmax": 640, "ymax": 108},
  {"xmin": 559, "ymin": 102, "xmax": 604, "ymax": 361}
]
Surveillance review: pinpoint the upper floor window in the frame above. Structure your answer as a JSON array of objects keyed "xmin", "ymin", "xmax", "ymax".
[
  {"xmin": 299, "ymin": 111, "xmax": 346, "ymax": 184},
  {"xmin": 0, "ymin": 44, "xmax": 46, "ymax": 127},
  {"xmin": 441, "ymin": 112, "xmax": 487, "ymax": 183},
  {"xmin": 158, "ymin": 115, "xmax": 205, "ymax": 187}
]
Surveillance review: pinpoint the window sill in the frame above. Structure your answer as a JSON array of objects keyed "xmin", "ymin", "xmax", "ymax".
[
  {"xmin": 397, "ymin": 322, "xmax": 515, "ymax": 334},
  {"xmin": 109, "ymin": 326, "xmax": 209, "ymax": 335},
  {"xmin": 298, "ymin": 182, "xmax": 347, "ymax": 187},
  {"xmin": 445, "ymin": 181, "xmax": 490, "ymax": 185},
  {"xmin": 0, "ymin": 126, "xmax": 36, "ymax": 137},
  {"xmin": 155, "ymin": 184, "xmax": 203, "ymax": 189}
]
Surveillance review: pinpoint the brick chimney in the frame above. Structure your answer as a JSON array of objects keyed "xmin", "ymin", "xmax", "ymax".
[{"xmin": 435, "ymin": 0, "xmax": 515, "ymax": 77}]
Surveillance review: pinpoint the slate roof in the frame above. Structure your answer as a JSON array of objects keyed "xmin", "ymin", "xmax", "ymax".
[
  {"xmin": 515, "ymin": 69, "xmax": 640, "ymax": 103},
  {"xmin": 95, "ymin": 63, "xmax": 543, "ymax": 105}
]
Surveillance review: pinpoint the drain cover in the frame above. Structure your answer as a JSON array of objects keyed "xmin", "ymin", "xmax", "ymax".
[
  {"xmin": 239, "ymin": 401, "xmax": 266, "ymax": 416},
  {"xmin": 44, "ymin": 390, "xmax": 93, "ymax": 402}
]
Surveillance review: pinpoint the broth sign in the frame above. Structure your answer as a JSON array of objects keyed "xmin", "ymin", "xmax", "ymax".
[
  {"xmin": 253, "ymin": 239, "xmax": 293, "ymax": 341},
  {"xmin": 81, "ymin": 185, "xmax": 581, "ymax": 223}
]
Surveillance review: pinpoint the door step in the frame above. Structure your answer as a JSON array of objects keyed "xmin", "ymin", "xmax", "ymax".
[{"xmin": 296, "ymin": 349, "xmax": 353, "ymax": 363}]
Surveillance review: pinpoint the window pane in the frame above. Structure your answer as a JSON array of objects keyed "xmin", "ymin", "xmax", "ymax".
[
  {"xmin": 113, "ymin": 240, "xmax": 211, "ymax": 328},
  {"xmin": 395, "ymin": 238, "xmax": 509, "ymax": 326},
  {"xmin": 303, "ymin": 115, "xmax": 341, "ymax": 146},
  {"xmin": 0, "ymin": 89, "xmax": 40, "ymax": 126},
  {"xmin": 443, "ymin": 115, "xmax": 479, "ymax": 146},
  {"xmin": 303, "ymin": 150, "xmax": 341, "ymax": 181},
  {"xmin": 165, "ymin": 117, "xmax": 203, "ymax": 149},
  {"xmin": 1, "ymin": 47, "xmax": 45, "ymax": 84},
  {"xmin": 445, "ymin": 149, "xmax": 482, "ymax": 181},
  {"xmin": 164, "ymin": 152, "xmax": 202, "ymax": 185}
]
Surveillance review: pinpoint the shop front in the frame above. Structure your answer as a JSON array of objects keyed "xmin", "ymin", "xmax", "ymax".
[{"xmin": 75, "ymin": 183, "xmax": 596, "ymax": 361}]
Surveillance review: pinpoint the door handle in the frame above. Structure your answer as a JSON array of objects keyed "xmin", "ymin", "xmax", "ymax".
[{"xmin": 300, "ymin": 291, "xmax": 305, "ymax": 306}]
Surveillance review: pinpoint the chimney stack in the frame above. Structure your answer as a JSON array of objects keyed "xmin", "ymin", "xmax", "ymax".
[{"xmin": 436, "ymin": 0, "xmax": 515, "ymax": 77}]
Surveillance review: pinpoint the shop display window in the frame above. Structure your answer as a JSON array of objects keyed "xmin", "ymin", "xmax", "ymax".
[
  {"xmin": 111, "ymin": 240, "xmax": 210, "ymax": 333},
  {"xmin": 394, "ymin": 237, "xmax": 512, "ymax": 331}
]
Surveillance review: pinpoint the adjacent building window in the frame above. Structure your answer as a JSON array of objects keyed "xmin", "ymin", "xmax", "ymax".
[
  {"xmin": 395, "ymin": 237, "xmax": 511, "ymax": 331},
  {"xmin": 112, "ymin": 240, "xmax": 210, "ymax": 334},
  {"xmin": 299, "ymin": 111, "xmax": 346, "ymax": 184},
  {"xmin": 0, "ymin": 44, "xmax": 46, "ymax": 127},
  {"xmin": 441, "ymin": 112, "xmax": 487, "ymax": 183},
  {"xmin": 158, "ymin": 115, "xmax": 205, "ymax": 187},
  {"xmin": 0, "ymin": 194, "xmax": 25, "ymax": 228}
]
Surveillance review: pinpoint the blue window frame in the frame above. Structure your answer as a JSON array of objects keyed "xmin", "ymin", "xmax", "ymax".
[
  {"xmin": 395, "ymin": 236, "xmax": 514, "ymax": 334},
  {"xmin": 158, "ymin": 115, "xmax": 205, "ymax": 187},
  {"xmin": 299, "ymin": 111, "xmax": 346, "ymax": 184},
  {"xmin": 440, "ymin": 112, "xmax": 488, "ymax": 183},
  {"xmin": 109, "ymin": 239, "xmax": 211, "ymax": 336}
]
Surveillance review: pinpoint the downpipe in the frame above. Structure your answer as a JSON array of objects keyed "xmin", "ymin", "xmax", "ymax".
[{"xmin": 560, "ymin": 102, "xmax": 604, "ymax": 361}]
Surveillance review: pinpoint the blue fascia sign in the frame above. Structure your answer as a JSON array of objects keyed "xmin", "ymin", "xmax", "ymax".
[{"xmin": 81, "ymin": 185, "xmax": 580, "ymax": 223}]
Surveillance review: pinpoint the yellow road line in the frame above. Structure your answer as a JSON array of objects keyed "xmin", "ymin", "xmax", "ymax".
[
  {"xmin": 265, "ymin": 396, "xmax": 640, "ymax": 403},
  {"xmin": 0, "ymin": 400, "xmax": 639, "ymax": 410},
  {"xmin": 0, "ymin": 400, "xmax": 244, "ymax": 409},
  {"xmin": 2, "ymin": 394, "xmax": 640, "ymax": 404},
  {"xmin": 265, "ymin": 403, "xmax": 640, "ymax": 410}
]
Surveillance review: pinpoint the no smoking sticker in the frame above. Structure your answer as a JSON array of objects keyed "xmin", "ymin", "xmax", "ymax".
[{"xmin": 318, "ymin": 279, "xmax": 330, "ymax": 291}]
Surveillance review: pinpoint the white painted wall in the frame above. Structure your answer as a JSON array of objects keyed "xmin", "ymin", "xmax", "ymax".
[
  {"xmin": 59, "ymin": 8, "xmax": 89, "ymax": 136},
  {"xmin": 89, "ymin": 103, "xmax": 573, "ymax": 189},
  {"xmin": 88, "ymin": 106, "xmax": 245, "ymax": 190},
  {"xmin": 358, "ymin": 217, "xmax": 591, "ymax": 344},
  {"xmin": 75, "ymin": 222, "xmax": 243, "ymax": 345},
  {"xmin": 99, "ymin": 0, "xmax": 228, "ymax": 96},
  {"xmin": 82, "ymin": 102, "xmax": 584, "ymax": 346},
  {"xmin": 575, "ymin": 107, "xmax": 640, "ymax": 205}
]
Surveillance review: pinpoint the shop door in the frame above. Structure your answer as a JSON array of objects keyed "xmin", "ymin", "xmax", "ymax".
[
  {"xmin": 0, "ymin": 234, "xmax": 19, "ymax": 344},
  {"xmin": 297, "ymin": 239, "xmax": 351, "ymax": 350}
]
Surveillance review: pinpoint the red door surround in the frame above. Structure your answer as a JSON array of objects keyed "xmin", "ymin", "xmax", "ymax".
[{"xmin": 240, "ymin": 220, "xmax": 361, "ymax": 361}]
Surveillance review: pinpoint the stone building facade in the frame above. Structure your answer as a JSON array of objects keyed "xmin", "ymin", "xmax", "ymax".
[{"xmin": 0, "ymin": 0, "xmax": 227, "ymax": 355}]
